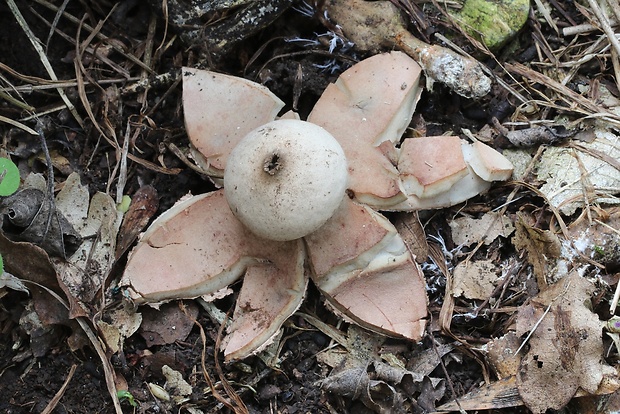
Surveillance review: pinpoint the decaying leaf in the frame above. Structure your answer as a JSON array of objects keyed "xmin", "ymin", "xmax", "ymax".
[
  {"xmin": 512, "ymin": 212, "xmax": 562, "ymax": 289},
  {"xmin": 0, "ymin": 187, "xmax": 81, "ymax": 257},
  {"xmin": 0, "ymin": 230, "xmax": 83, "ymax": 321},
  {"xmin": 452, "ymin": 259, "xmax": 500, "ymax": 300},
  {"xmin": 97, "ymin": 304, "xmax": 142, "ymax": 354},
  {"xmin": 536, "ymin": 127, "xmax": 620, "ymax": 215},
  {"xmin": 52, "ymin": 173, "xmax": 121, "ymax": 308},
  {"xmin": 449, "ymin": 211, "xmax": 515, "ymax": 247},
  {"xmin": 436, "ymin": 376, "xmax": 523, "ymax": 412},
  {"xmin": 0, "ymin": 271, "xmax": 28, "ymax": 293},
  {"xmin": 567, "ymin": 206, "xmax": 620, "ymax": 269},
  {"xmin": 139, "ymin": 302, "xmax": 197, "ymax": 347},
  {"xmin": 162, "ymin": 365, "xmax": 193, "ymax": 405},
  {"xmin": 316, "ymin": 326, "xmax": 425, "ymax": 414},
  {"xmin": 115, "ymin": 185, "xmax": 158, "ymax": 259},
  {"xmin": 515, "ymin": 271, "xmax": 616, "ymax": 413},
  {"xmin": 486, "ymin": 332, "xmax": 522, "ymax": 379},
  {"xmin": 394, "ymin": 211, "xmax": 429, "ymax": 263}
]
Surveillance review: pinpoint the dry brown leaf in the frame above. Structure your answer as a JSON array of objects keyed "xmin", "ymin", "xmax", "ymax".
[
  {"xmin": 316, "ymin": 326, "xmax": 422, "ymax": 414},
  {"xmin": 0, "ymin": 187, "xmax": 81, "ymax": 258},
  {"xmin": 54, "ymin": 173, "xmax": 119, "ymax": 308},
  {"xmin": 162, "ymin": 365, "xmax": 193, "ymax": 405},
  {"xmin": 486, "ymin": 332, "xmax": 521, "ymax": 379},
  {"xmin": 511, "ymin": 212, "xmax": 562, "ymax": 289},
  {"xmin": 435, "ymin": 376, "xmax": 522, "ymax": 412},
  {"xmin": 452, "ymin": 259, "xmax": 500, "ymax": 300},
  {"xmin": 568, "ymin": 206, "xmax": 620, "ymax": 267},
  {"xmin": 394, "ymin": 211, "xmax": 429, "ymax": 263},
  {"xmin": 139, "ymin": 302, "xmax": 198, "ymax": 347},
  {"xmin": 449, "ymin": 211, "xmax": 515, "ymax": 247},
  {"xmin": 0, "ymin": 231, "xmax": 84, "ymax": 320},
  {"xmin": 115, "ymin": 185, "xmax": 158, "ymax": 259},
  {"xmin": 515, "ymin": 271, "xmax": 616, "ymax": 413},
  {"xmin": 97, "ymin": 305, "xmax": 142, "ymax": 354}
]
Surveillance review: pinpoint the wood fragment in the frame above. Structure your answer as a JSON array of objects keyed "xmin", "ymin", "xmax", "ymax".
[{"xmin": 325, "ymin": 0, "xmax": 491, "ymax": 98}]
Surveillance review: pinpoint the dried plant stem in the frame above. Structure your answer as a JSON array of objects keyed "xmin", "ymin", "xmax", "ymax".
[
  {"xmin": 608, "ymin": 0, "xmax": 620, "ymax": 23},
  {"xmin": 0, "ymin": 114, "xmax": 38, "ymax": 135},
  {"xmin": 40, "ymin": 364, "xmax": 77, "ymax": 414},
  {"xmin": 563, "ymin": 21, "xmax": 618, "ymax": 36},
  {"xmin": 587, "ymin": 0, "xmax": 620, "ymax": 57},
  {"xmin": 5, "ymin": 0, "xmax": 84, "ymax": 127},
  {"xmin": 33, "ymin": 0, "xmax": 153, "ymax": 73}
]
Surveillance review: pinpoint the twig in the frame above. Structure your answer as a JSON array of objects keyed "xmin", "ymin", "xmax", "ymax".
[
  {"xmin": 29, "ymin": 6, "xmax": 131, "ymax": 79},
  {"xmin": 111, "ymin": 121, "xmax": 131, "ymax": 204},
  {"xmin": 44, "ymin": 0, "xmax": 69, "ymax": 51},
  {"xmin": 608, "ymin": 0, "xmax": 620, "ymax": 23},
  {"xmin": 0, "ymin": 88, "xmax": 35, "ymax": 111},
  {"xmin": 40, "ymin": 364, "xmax": 77, "ymax": 414},
  {"xmin": 0, "ymin": 114, "xmax": 38, "ymax": 135},
  {"xmin": 33, "ymin": 0, "xmax": 154, "ymax": 74},
  {"xmin": 5, "ymin": 0, "xmax": 84, "ymax": 127},
  {"xmin": 587, "ymin": 0, "xmax": 620, "ymax": 57},
  {"xmin": 138, "ymin": 13, "xmax": 158, "ymax": 110},
  {"xmin": 563, "ymin": 21, "xmax": 619, "ymax": 36},
  {"xmin": 213, "ymin": 310, "xmax": 249, "ymax": 414},
  {"xmin": 428, "ymin": 330, "xmax": 467, "ymax": 414},
  {"xmin": 185, "ymin": 304, "xmax": 242, "ymax": 413},
  {"xmin": 72, "ymin": 22, "xmax": 181, "ymax": 175},
  {"xmin": 507, "ymin": 62, "xmax": 620, "ymax": 127},
  {"xmin": 35, "ymin": 121, "xmax": 64, "ymax": 255},
  {"xmin": 514, "ymin": 280, "xmax": 572, "ymax": 356}
]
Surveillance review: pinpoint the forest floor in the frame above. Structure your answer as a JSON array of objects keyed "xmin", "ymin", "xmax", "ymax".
[{"xmin": 2, "ymin": 0, "xmax": 620, "ymax": 413}]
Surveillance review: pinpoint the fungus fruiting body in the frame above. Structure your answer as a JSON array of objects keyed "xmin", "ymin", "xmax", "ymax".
[
  {"xmin": 122, "ymin": 51, "xmax": 514, "ymax": 361},
  {"xmin": 224, "ymin": 119, "xmax": 348, "ymax": 241}
]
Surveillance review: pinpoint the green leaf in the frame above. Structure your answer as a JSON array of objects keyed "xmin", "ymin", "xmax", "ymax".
[
  {"xmin": 117, "ymin": 390, "xmax": 138, "ymax": 407},
  {"xmin": 0, "ymin": 254, "xmax": 4, "ymax": 274},
  {"xmin": 0, "ymin": 157, "xmax": 19, "ymax": 196},
  {"xmin": 117, "ymin": 194, "xmax": 131, "ymax": 213}
]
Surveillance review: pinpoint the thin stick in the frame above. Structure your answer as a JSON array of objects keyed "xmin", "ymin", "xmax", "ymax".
[
  {"xmin": 0, "ymin": 114, "xmax": 38, "ymax": 135},
  {"xmin": 587, "ymin": 0, "xmax": 620, "ymax": 57},
  {"xmin": 40, "ymin": 364, "xmax": 78, "ymax": 414},
  {"xmin": 33, "ymin": 0, "xmax": 154, "ymax": 73},
  {"xmin": 5, "ymin": 0, "xmax": 84, "ymax": 127},
  {"xmin": 44, "ymin": 0, "xmax": 70, "ymax": 51},
  {"xmin": 514, "ymin": 281, "xmax": 572, "ymax": 356}
]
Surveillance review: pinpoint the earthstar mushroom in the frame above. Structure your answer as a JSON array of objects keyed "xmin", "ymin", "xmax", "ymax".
[
  {"xmin": 224, "ymin": 119, "xmax": 348, "ymax": 241},
  {"xmin": 122, "ymin": 51, "xmax": 513, "ymax": 361}
]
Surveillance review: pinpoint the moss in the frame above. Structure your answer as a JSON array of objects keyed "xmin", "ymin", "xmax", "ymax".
[{"xmin": 451, "ymin": 0, "xmax": 530, "ymax": 50}]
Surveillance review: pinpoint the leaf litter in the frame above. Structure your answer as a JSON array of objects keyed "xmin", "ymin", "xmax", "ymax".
[{"xmin": 4, "ymin": 0, "xmax": 620, "ymax": 413}]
